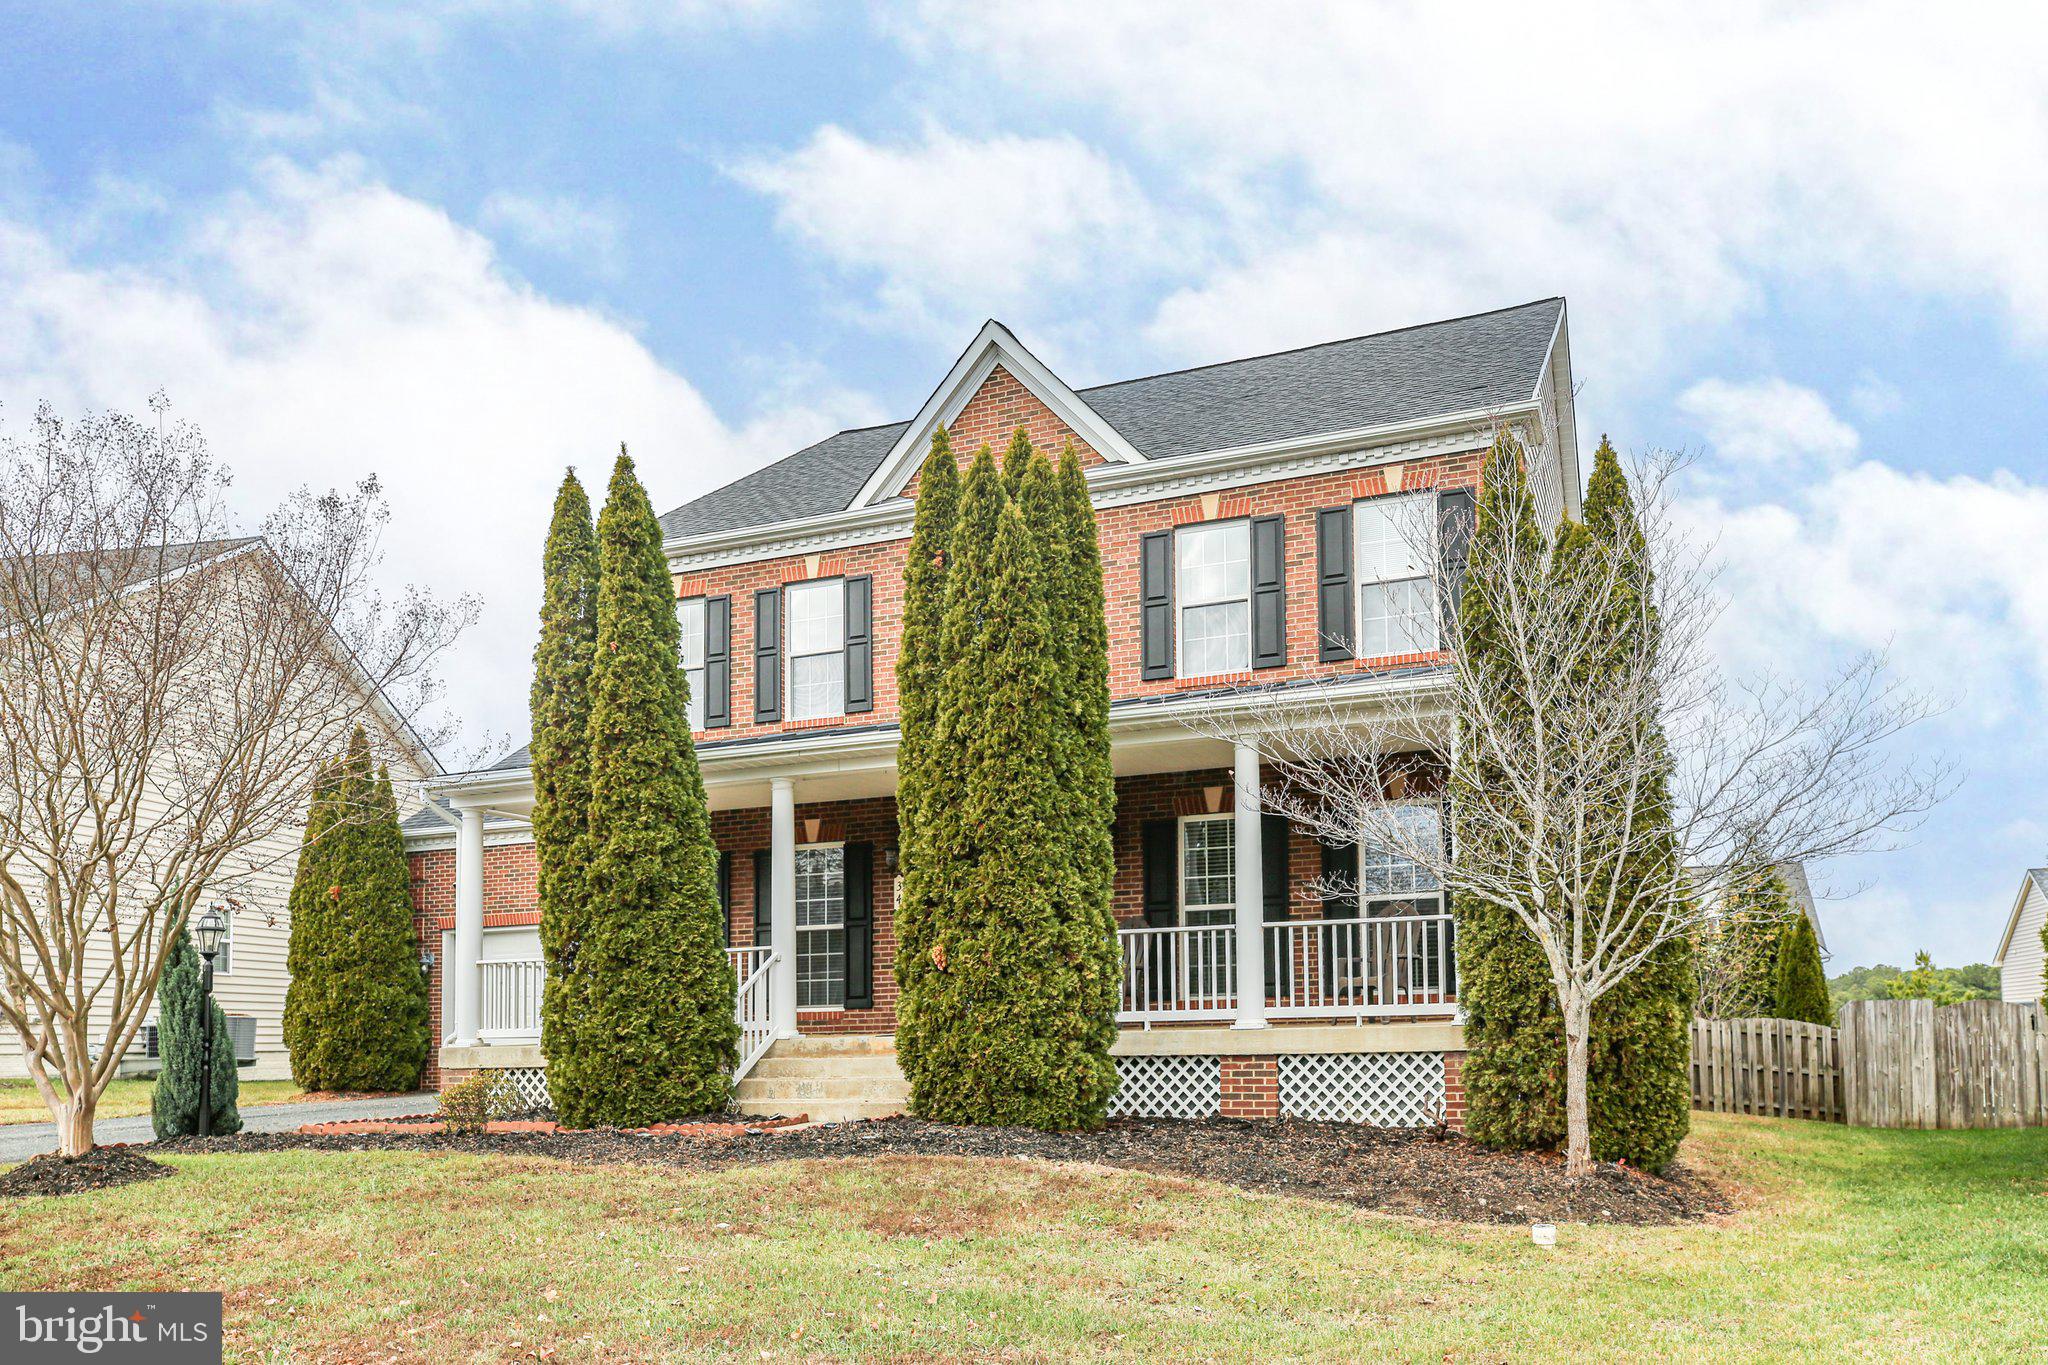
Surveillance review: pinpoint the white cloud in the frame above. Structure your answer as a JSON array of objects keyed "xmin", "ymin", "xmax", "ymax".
[
  {"xmin": 729, "ymin": 123, "xmax": 1170, "ymax": 336},
  {"xmin": 886, "ymin": 0, "xmax": 2048, "ymax": 384},
  {"xmin": 1677, "ymin": 378, "xmax": 1860, "ymax": 469},
  {"xmin": 479, "ymin": 190, "xmax": 623, "ymax": 273},
  {"xmin": 0, "ymin": 157, "xmax": 870, "ymax": 759}
]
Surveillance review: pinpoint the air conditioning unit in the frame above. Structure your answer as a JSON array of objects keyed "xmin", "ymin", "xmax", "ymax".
[{"xmin": 224, "ymin": 1014, "xmax": 258, "ymax": 1064}]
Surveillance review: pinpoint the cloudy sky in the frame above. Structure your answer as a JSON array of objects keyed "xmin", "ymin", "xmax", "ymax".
[{"xmin": 4, "ymin": 1, "xmax": 2044, "ymax": 970}]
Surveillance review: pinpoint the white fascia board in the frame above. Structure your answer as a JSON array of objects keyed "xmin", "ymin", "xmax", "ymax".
[
  {"xmin": 1535, "ymin": 304, "xmax": 1584, "ymax": 520},
  {"xmin": 845, "ymin": 319, "xmax": 1148, "ymax": 511},
  {"xmin": 1993, "ymin": 872, "xmax": 2041, "ymax": 965},
  {"xmin": 665, "ymin": 402, "xmax": 1538, "ymax": 566}
]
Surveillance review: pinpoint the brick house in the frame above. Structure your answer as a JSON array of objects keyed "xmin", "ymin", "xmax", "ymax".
[{"xmin": 404, "ymin": 298, "xmax": 1584, "ymax": 1125}]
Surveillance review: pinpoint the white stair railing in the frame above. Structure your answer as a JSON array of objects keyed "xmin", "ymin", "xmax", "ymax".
[{"xmin": 728, "ymin": 945, "xmax": 778, "ymax": 1082}]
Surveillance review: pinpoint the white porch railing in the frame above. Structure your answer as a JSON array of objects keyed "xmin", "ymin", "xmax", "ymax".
[
  {"xmin": 727, "ymin": 945, "xmax": 778, "ymax": 1081},
  {"xmin": 479, "ymin": 959, "xmax": 545, "ymax": 1040},
  {"xmin": 1119, "ymin": 923, "xmax": 1238, "ymax": 1022},
  {"xmin": 1117, "ymin": 914, "xmax": 1457, "ymax": 1024}
]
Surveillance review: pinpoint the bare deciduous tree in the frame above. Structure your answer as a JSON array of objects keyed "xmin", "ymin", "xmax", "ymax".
[
  {"xmin": 0, "ymin": 399, "xmax": 472, "ymax": 1154},
  {"xmin": 1210, "ymin": 429, "xmax": 1950, "ymax": 1176}
]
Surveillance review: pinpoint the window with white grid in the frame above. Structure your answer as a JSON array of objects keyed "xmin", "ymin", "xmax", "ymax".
[
  {"xmin": 785, "ymin": 579, "xmax": 845, "ymax": 721},
  {"xmin": 678, "ymin": 596, "xmax": 706, "ymax": 731},
  {"xmin": 1179, "ymin": 815, "xmax": 1235, "ymax": 927},
  {"xmin": 1355, "ymin": 493, "xmax": 1437, "ymax": 658},
  {"xmin": 794, "ymin": 844, "xmax": 845, "ymax": 1008},
  {"xmin": 1175, "ymin": 520, "xmax": 1250, "ymax": 677},
  {"xmin": 1358, "ymin": 803, "xmax": 1448, "ymax": 991}
]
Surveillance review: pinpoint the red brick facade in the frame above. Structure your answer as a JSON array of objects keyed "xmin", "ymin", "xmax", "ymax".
[
  {"xmin": 1219, "ymin": 1055, "xmax": 1281, "ymax": 1119},
  {"xmin": 673, "ymin": 367, "xmax": 1483, "ymax": 747}
]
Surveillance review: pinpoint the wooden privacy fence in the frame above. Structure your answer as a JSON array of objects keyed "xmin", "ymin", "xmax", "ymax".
[
  {"xmin": 1838, "ymin": 999, "xmax": 2048, "ymax": 1129},
  {"xmin": 1690, "ymin": 1017, "xmax": 1842, "ymax": 1122},
  {"xmin": 1691, "ymin": 1002, "xmax": 2048, "ymax": 1128}
]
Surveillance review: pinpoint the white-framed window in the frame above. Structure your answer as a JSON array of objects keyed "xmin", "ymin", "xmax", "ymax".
[
  {"xmin": 1359, "ymin": 803, "xmax": 1444, "ymax": 912},
  {"xmin": 785, "ymin": 579, "xmax": 845, "ymax": 721},
  {"xmin": 1178, "ymin": 814, "xmax": 1236, "ymax": 927},
  {"xmin": 1354, "ymin": 492, "xmax": 1437, "ymax": 658},
  {"xmin": 794, "ymin": 843, "xmax": 846, "ymax": 1008},
  {"xmin": 212, "ymin": 907, "xmax": 234, "ymax": 976},
  {"xmin": 679, "ymin": 596, "xmax": 707, "ymax": 731},
  {"xmin": 1176, "ymin": 520, "xmax": 1251, "ymax": 677}
]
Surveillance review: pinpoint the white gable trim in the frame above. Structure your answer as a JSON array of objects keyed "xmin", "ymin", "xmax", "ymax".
[
  {"xmin": 847, "ymin": 320, "xmax": 1147, "ymax": 510},
  {"xmin": 1994, "ymin": 871, "xmax": 2046, "ymax": 964}
]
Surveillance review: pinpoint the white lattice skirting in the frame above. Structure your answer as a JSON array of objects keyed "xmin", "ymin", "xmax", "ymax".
[
  {"xmin": 487, "ymin": 1066, "xmax": 552, "ymax": 1112},
  {"xmin": 1110, "ymin": 1055, "xmax": 1222, "ymax": 1118},
  {"xmin": 1279, "ymin": 1052, "xmax": 1445, "ymax": 1127}
]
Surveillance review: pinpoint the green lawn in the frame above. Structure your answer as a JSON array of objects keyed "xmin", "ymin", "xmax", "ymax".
[
  {"xmin": 3, "ymin": 1114, "xmax": 2044, "ymax": 1361},
  {"xmin": 0, "ymin": 1078, "xmax": 304, "ymax": 1125}
]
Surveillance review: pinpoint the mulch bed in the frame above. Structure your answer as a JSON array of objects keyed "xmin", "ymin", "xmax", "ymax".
[
  {"xmin": 154, "ymin": 1116, "xmax": 1728, "ymax": 1226},
  {"xmin": 0, "ymin": 1145, "xmax": 173, "ymax": 1199}
]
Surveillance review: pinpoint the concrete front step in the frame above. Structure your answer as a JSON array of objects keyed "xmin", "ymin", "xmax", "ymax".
[
  {"xmin": 748, "ymin": 1054, "xmax": 906, "ymax": 1080},
  {"xmin": 737, "ymin": 1074, "xmax": 911, "ymax": 1104},
  {"xmin": 767, "ymin": 1033, "xmax": 897, "ymax": 1058},
  {"xmin": 735, "ymin": 1097, "xmax": 907, "ymax": 1122}
]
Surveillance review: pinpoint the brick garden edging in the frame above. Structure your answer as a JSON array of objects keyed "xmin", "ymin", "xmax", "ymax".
[{"xmin": 296, "ymin": 1114, "xmax": 811, "ymax": 1138}]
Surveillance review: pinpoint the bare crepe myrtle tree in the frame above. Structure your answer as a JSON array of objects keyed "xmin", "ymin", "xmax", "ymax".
[
  {"xmin": 0, "ymin": 398, "xmax": 473, "ymax": 1154},
  {"xmin": 1212, "ymin": 431, "xmax": 1950, "ymax": 1176}
]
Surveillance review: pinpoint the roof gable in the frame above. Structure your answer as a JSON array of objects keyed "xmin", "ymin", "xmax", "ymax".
[
  {"xmin": 848, "ymin": 320, "xmax": 1145, "ymax": 509},
  {"xmin": 1994, "ymin": 868, "xmax": 2048, "ymax": 964}
]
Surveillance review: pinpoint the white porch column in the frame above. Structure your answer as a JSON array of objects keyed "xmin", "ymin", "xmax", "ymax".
[
  {"xmin": 1232, "ymin": 741, "xmax": 1269, "ymax": 1030},
  {"xmin": 450, "ymin": 803, "xmax": 486, "ymax": 1047},
  {"xmin": 770, "ymin": 777, "xmax": 800, "ymax": 1038}
]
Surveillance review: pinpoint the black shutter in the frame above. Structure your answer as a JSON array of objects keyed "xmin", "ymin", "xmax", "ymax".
[
  {"xmin": 843, "ymin": 576, "xmax": 873, "ymax": 714},
  {"xmin": 1251, "ymin": 514, "xmax": 1287, "ymax": 669},
  {"xmin": 716, "ymin": 850, "xmax": 732, "ymax": 946},
  {"xmin": 1321, "ymin": 840, "xmax": 1358, "ymax": 995},
  {"xmin": 1140, "ymin": 530, "xmax": 1174, "ymax": 680},
  {"xmin": 842, "ymin": 841, "xmax": 874, "ymax": 1009},
  {"xmin": 753, "ymin": 849, "xmax": 772, "ymax": 946},
  {"xmin": 1317, "ymin": 506, "xmax": 1354, "ymax": 661},
  {"xmin": 1262, "ymin": 813, "xmax": 1291, "ymax": 998},
  {"xmin": 1141, "ymin": 817, "xmax": 1178, "ymax": 1004},
  {"xmin": 1141, "ymin": 818, "xmax": 1177, "ymax": 927},
  {"xmin": 704, "ymin": 595, "xmax": 731, "ymax": 729},
  {"xmin": 1437, "ymin": 489, "xmax": 1476, "ymax": 640},
  {"xmin": 752, "ymin": 588, "xmax": 781, "ymax": 723}
]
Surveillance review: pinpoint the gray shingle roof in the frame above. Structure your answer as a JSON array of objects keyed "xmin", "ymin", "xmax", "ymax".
[{"xmin": 660, "ymin": 298, "xmax": 1563, "ymax": 539}]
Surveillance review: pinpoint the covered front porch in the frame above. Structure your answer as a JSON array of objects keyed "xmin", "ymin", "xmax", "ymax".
[{"xmin": 429, "ymin": 709, "xmax": 1456, "ymax": 1086}]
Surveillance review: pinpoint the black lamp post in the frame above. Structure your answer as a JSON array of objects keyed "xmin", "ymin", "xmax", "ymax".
[{"xmin": 192, "ymin": 905, "xmax": 226, "ymax": 1138}]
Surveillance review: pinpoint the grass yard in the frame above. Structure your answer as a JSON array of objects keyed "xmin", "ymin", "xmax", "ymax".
[
  {"xmin": 3, "ymin": 1113, "xmax": 2045, "ymax": 1361},
  {"xmin": 0, "ymin": 1078, "xmax": 304, "ymax": 1125}
]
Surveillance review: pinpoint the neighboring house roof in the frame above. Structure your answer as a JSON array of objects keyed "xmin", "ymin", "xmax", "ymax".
[
  {"xmin": 659, "ymin": 298, "xmax": 1566, "ymax": 540},
  {"xmin": 1691, "ymin": 860, "xmax": 1828, "ymax": 954},
  {"xmin": 1992, "ymin": 868, "xmax": 2048, "ymax": 965}
]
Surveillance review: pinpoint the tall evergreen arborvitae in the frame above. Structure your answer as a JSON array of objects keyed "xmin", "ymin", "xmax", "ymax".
[
  {"xmin": 1054, "ymin": 447, "xmax": 1118, "ymax": 937},
  {"xmin": 897, "ymin": 447, "xmax": 1117, "ymax": 1127},
  {"xmin": 1710, "ymin": 870, "xmax": 1792, "ymax": 1015},
  {"xmin": 1571, "ymin": 438, "xmax": 1692, "ymax": 1170},
  {"xmin": 281, "ymin": 728, "xmax": 430, "ymax": 1092},
  {"xmin": 1000, "ymin": 425, "xmax": 1035, "ymax": 493},
  {"xmin": 531, "ymin": 471, "xmax": 600, "ymax": 1106},
  {"xmin": 560, "ymin": 451, "xmax": 736, "ymax": 1127},
  {"xmin": 1452, "ymin": 426, "xmax": 1565, "ymax": 1153},
  {"xmin": 152, "ymin": 926, "xmax": 242, "ymax": 1138},
  {"xmin": 1773, "ymin": 913, "xmax": 1832, "ymax": 1024}
]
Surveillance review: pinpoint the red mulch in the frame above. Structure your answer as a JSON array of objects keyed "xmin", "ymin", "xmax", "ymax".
[
  {"xmin": 0, "ymin": 1146, "xmax": 172, "ymax": 1199},
  {"xmin": 296, "ymin": 1114, "xmax": 809, "ymax": 1138}
]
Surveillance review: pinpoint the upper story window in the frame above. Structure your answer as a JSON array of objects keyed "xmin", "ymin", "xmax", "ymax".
[
  {"xmin": 1175, "ymin": 520, "xmax": 1250, "ymax": 677},
  {"xmin": 679, "ymin": 597, "xmax": 706, "ymax": 731},
  {"xmin": 1354, "ymin": 492, "xmax": 1437, "ymax": 658},
  {"xmin": 785, "ymin": 578, "xmax": 846, "ymax": 721}
]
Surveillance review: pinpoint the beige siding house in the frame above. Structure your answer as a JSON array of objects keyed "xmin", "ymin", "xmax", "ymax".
[
  {"xmin": 1993, "ymin": 870, "xmax": 2047, "ymax": 1004},
  {"xmin": 0, "ymin": 541, "xmax": 438, "ymax": 1082}
]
